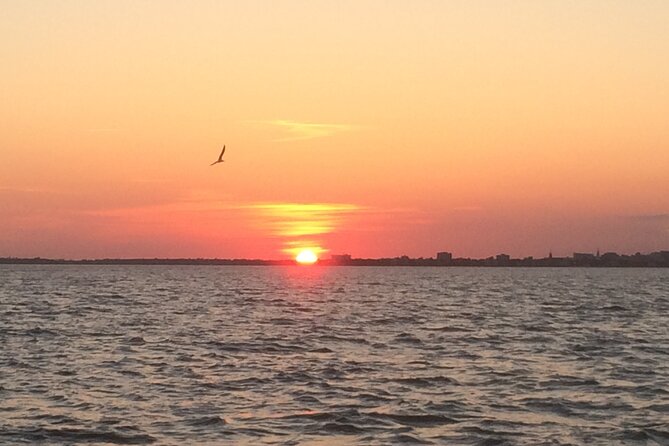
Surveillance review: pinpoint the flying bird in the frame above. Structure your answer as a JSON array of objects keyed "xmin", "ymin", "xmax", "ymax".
[{"xmin": 210, "ymin": 145, "xmax": 226, "ymax": 166}]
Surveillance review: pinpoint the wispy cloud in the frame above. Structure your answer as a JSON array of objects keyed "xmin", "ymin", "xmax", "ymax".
[
  {"xmin": 451, "ymin": 206, "xmax": 484, "ymax": 212},
  {"xmin": 628, "ymin": 213, "xmax": 669, "ymax": 221},
  {"xmin": 244, "ymin": 202, "xmax": 363, "ymax": 256},
  {"xmin": 0, "ymin": 186, "xmax": 53, "ymax": 193},
  {"xmin": 84, "ymin": 128, "xmax": 121, "ymax": 133},
  {"xmin": 246, "ymin": 203, "xmax": 362, "ymax": 237},
  {"xmin": 255, "ymin": 120, "xmax": 357, "ymax": 141}
]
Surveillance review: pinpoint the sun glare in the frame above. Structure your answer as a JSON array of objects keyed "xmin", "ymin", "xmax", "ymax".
[{"xmin": 295, "ymin": 249, "xmax": 318, "ymax": 265}]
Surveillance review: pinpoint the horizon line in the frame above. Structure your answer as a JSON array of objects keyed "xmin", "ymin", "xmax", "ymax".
[{"xmin": 1, "ymin": 249, "xmax": 668, "ymax": 267}]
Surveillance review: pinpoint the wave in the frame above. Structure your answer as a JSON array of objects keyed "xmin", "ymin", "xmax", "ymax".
[
  {"xmin": 368, "ymin": 412, "xmax": 458, "ymax": 427},
  {"xmin": 187, "ymin": 416, "xmax": 227, "ymax": 426},
  {"xmin": 0, "ymin": 427, "xmax": 155, "ymax": 444},
  {"xmin": 392, "ymin": 376, "xmax": 460, "ymax": 387}
]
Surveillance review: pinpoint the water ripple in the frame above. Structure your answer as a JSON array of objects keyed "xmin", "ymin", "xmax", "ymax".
[{"xmin": 1, "ymin": 265, "xmax": 668, "ymax": 445}]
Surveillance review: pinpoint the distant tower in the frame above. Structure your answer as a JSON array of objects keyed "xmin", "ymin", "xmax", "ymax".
[
  {"xmin": 596, "ymin": 248, "xmax": 600, "ymax": 257},
  {"xmin": 549, "ymin": 251, "xmax": 553, "ymax": 259}
]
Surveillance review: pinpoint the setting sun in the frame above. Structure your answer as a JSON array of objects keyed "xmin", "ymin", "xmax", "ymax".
[{"xmin": 295, "ymin": 249, "xmax": 318, "ymax": 265}]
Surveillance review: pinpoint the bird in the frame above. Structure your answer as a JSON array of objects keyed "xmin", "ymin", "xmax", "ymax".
[{"xmin": 210, "ymin": 145, "xmax": 226, "ymax": 166}]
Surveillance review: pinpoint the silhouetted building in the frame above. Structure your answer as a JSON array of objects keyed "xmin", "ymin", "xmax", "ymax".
[
  {"xmin": 573, "ymin": 252, "xmax": 596, "ymax": 266},
  {"xmin": 436, "ymin": 251, "xmax": 452, "ymax": 264},
  {"xmin": 496, "ymin": 254, "xmax": 511, "ymax": 265},
  {"xmin": 521, "ymin": 256, "xmax": 534, "ymax": 266}
]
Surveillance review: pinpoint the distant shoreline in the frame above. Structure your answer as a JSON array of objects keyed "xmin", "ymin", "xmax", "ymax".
[{"xmin": 2, "ymin": 251, "xmax": 668, "ymax": 267}]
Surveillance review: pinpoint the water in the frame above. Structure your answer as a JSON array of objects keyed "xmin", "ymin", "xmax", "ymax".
[{"xmin": 1, "ymin": 266, "xmax": 668, "ymax": 445}]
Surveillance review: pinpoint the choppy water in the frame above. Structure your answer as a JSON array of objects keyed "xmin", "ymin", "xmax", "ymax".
[{"xmin": 1, "ymin": 266, "xmax": 668, "ymax": 445}]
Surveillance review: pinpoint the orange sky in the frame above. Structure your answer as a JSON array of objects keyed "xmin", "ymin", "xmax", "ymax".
[{"xmin": 2, "ymin": 1, "xmax": 668, "ymax": 259}]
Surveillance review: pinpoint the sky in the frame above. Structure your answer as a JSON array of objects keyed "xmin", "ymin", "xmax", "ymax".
[{"xmin": 1, "ymin": 0, "xmax": 668, "ymax": 260}]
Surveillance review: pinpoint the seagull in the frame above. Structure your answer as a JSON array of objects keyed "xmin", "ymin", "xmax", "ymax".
[{"xmin": 210, "ymin": 145, "xmax": 226, "ymax": 166}]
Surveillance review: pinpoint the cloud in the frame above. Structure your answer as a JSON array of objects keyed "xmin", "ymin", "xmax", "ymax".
[
  {"xmin": 234, "ymin": 202, "xmax": 363, "ymax": 256},
  {"xmin": 0, "ymin": 186, "xmax": 52, "ymax": 193},
  {"xmin": 84, "ymin": 128, "xmax": 121, "ymax": 133},
  {"xmin": 628, "ymin": 213, "xmax": 669, "ymax": 221},
  {"xmin": 245, "ymin": 202, "xmax": 362, "ymax": 237},
  {"xmin": 258, "ymin": 120, "xmax": 357, "ymax": 141},
  {"xmin": 451, "ymin": 206, "xmax": 484, "ymax": 212}
]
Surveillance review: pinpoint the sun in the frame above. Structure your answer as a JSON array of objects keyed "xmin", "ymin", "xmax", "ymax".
[{"xmin": 295, "ymin": 249, "xmax": 318, "ymax": 265}]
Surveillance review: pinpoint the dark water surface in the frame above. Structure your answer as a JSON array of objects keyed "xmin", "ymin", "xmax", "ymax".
[{"xmin": 1, "ymin": 266, "xmax": 668, "ymax": 445}]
